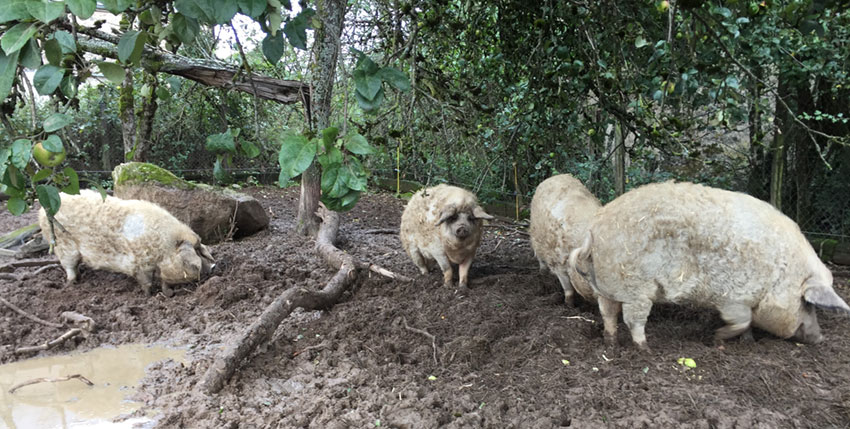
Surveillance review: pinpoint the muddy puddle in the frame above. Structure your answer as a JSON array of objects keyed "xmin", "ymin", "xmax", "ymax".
[{"xmin": 0, "ymin": 344, "xmax": 186, "ymax": 429}]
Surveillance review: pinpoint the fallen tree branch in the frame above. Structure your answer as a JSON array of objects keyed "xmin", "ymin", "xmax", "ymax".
[
  {"xmin": 403, "ymin": 317, "xmax": 439, "ymax": 365},
  {"xmin": 292, "ymin": 341, "xmax": 329, "ymax": 357},
  {"xmin": 15, "ymin": 328, "xmax": 82, "ymax": 354},
  {"xmin": 0, "ymin": 295, "xmax": 63, "ymax": 328},
  {"xmin": 198, "ymin": 205, "xmax": 357, "ymax": 394},
  {"xmin": 8, "ymin": 374, "xmax": 94, "ymax": 394},
  {"xmin": 357, "ymin": 262, "xmax": 413, "ymax": 282},
  {"xmin": 0, "ymin": 263, "xmax": 60, "ymax": 282},
  {"xmin": 0, "ymin": 259, "xmax": 57, "ymax": 273},
  {"xmin": 362, "ymin": 228, "xmax": 398, "ymax": 235}
]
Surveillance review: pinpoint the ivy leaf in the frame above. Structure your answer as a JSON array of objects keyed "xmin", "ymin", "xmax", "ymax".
[
  {"xmin": 344, "ymin": 132, "xmax": 374, "ymax": 155},
  {"xmin": 19, "ymin": 38, "xmax": 41, "ymax": 69},
  {"xmin": 10, "ymin": 139, "xmax": 32, "ymax": 169},
  {"xmin": 0, "ymin": 0, "xmax": 32, "ymax": 24},
  {"xmin": 118, "ymin": 30, "xmax": 146, "ymax": 65},
  {"xmin": 278, "ymin": 134, "xmax": 316, "ymax": 185},
  {"xmin": 0, "ymin": 49, "xmax": 20, "ymax": 102},
  {"xmin": 261, "ymin": 31, "xmax": 285, "ymax": 64},
  {"xmin": 96, "ymin": 61, "xmax": 125, "ymax": 84},
  {"xmin": 283, "ymin": 8, "xmax": 315, "ymax": 50},
  {"xmin": 33, "ymin": 64, "xmax": 65, "ymax": 95},
  {"xmin": 238, "ymin": 0, "xmax": 266, "ymax": 19},
  {"xmin": 1, "ymin": 22, "xmax": 39, "ymax": 55},
  {"xmin": 53, "ymin": 30, "xmax": 76, "ymax": 54},
  {"xmin": 206, "ymin": 130, "xmax": 236, "ymax": 153},
  {"xmin": 36, "ymin": 184, "xmax": 61, "ymax": 216},
  {"xmin": 66, "ymin": 0, "xmax": 96, "ymax": 19},
  {"xmin": 26, "ymin": 0, "xmax": 65, "ymax": 23},
  {"xmin": 43, "ymin": 113, "xmax": 72, "ymax": 133},
  {"xmin": 378, "ymin": 67, "xmax": 410, "ymax": 92},
  {"xmin": 171, "ymin": 13, "xmax": 200, "ymax": 44}
]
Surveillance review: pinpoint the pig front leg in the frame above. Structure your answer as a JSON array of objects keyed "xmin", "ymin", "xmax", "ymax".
[
  {"xmin": 57, "ymin": 250, "xmax": 81, "ymax": 286},
  {"xmin": 432, "ymin": 252, "xmax": 453, "ymax": 288},
  {"xmin": 715, "ymin": 303, "xmax": 752, "ymax": 344},
  {"xmin": 135, "ymin": 271, "xmax": 155, "ymax": 296},
  {"xmin": 555, "ymin": 270, "xmax": 575, "ymax": 306},
  {"xmin": 457, "ymin": 257, "xmax": 474, "ymax": 292}
]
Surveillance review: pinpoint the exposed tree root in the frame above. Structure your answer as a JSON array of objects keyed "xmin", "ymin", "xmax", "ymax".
[
  {"xmin": 15, "ymin": 328, "xmax": 83, "ymax": 354},
  {"xmin": 0, "ymin": 295, "xmax": 63, "ymax": 328},
  {"xmin": 198, "ymin": 206, "xmax": 356, "ymax": 394},
  {"xmin": 403, "ymin": 317, "xmax": 439, "ymax": 365},
  {"xmin": 8, "ymin": 374, "xmax": 94, "ymax": 394}
]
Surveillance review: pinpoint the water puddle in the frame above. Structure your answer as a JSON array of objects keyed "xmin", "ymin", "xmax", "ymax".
[{"xmin": 0, "ymin": 343, "xmax": 187, "ymax": 429}]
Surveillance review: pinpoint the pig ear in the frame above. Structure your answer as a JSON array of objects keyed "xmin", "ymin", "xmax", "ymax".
[
  {"xmin": 198, "ymin": 243, "xmax": 214, "ymax": 262},
  {"xmin": 472, "ymin": 206, "xmax": 494, "ymax": 220},
  {"xmin": 804, "ymin": 282, "xmax": 850, "ymax": 312},
  {"xmin": 436, "ymin": 205, "xmax": 457, "ymax": 226}
]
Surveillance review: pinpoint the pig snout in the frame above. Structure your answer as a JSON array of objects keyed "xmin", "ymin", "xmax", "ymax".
[
  {"xmin": 792, "ymin": 305, "xmax": 824, "ymax": 344},
  {"xmin": 454, "ymin": 223, "xmax": 471, "ymax": 239}
]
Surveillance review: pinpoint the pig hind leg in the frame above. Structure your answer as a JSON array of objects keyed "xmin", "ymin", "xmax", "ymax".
[
  {"xmin": 57, "ymin": 250, "xmax": 81, "ymax": 285},
  {"xmin": 598, "ymin": 296, "xmax": 622, "ymax": 347},
  {"xmin": 621, "ymin": 299, "xmax": 653, "ymax": 351},
  {"xmin": 715, "ymin": 303, "xmax": 752, "ymax": 343}
]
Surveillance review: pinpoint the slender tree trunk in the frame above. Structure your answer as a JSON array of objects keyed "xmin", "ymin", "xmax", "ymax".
[
  {"xmin": 134, "ymin": 71, "xmax": 158, "ymax": 162},
  {"xmin": 297, "ymin": 0, "xmax": 346, "ymax": 236},
  {"xmin": 613, "ymin": 121, "xmax": 625, "ymax": 197},
  {"xmin": 793, "ymin": 83, "xmax": 815, "ymax": 227},
  {"xmin": 746, "ymin": 66, "xmax": 768, "ymax": 200},
  {"xmin": 120, "ymin": 69, "xmax": 136, "ymax": 158},
  {"xmin": 770, "ymin": 78, "xmax": 791, "ymax": 211},
  {"xmin": 99, "ymin": 98, "xmax": 111, "ymax": 171}
]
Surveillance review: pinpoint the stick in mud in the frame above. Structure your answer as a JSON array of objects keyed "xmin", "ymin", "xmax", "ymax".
[
  {"xmin": 403, "ymin": 317, "xmax": 439, "ymax": 365},
  {"xmin": 9, "ymin": 374, "xmax": 94, "ymax": 394},
  {"xmin": 15, "ymin": 328, "xmax": 82, "ymax": 354}
]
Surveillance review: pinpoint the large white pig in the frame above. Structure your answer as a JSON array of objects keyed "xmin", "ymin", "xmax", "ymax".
[
  {"xmin": 400, "ymin": 184, "xmax": 493, "ymax": 292},
  {"xmin": 568, "ymin": 181, "xmax": 849, "ymax": 349},
  {"xmin": 529, "ymin": 174, "xmax": 600, "ymax": 304},
  {"xmin": 39, "ymin": 190, "xmax": 214, "ymax": 297}
]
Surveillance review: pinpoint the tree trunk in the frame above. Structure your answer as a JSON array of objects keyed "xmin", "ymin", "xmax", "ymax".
[
  {"xmin": 793, "ymin": 83, "xmax": 815, "ymax": 228},
  {"xmin": 746, "ymin": 66, "xmax": 768, "ymax": 200},
  {"xmin": 120, "ymin": 69, "xmax": 136, "ymax": 158},
  {"xmin": 613, "ymin": 120, "xmax": 626, "ymax": 197},
  {"xmin": 296, "ymin": 0, "xmax": 346, "ymax": 236},
  {"xmin": 98, "ymin": 98, "xmax": 111, "ymax": 171},
  {"xmin": 134, "ymin": 71, "xmax": 158, "ymax": 162},
  {"xmin": 769, "ymin": 77, "xmax": 792, "ymax": 211}
]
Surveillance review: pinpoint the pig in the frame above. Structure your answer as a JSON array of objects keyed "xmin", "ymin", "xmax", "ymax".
[
  {"xmin": 400, "ymin": 184, "xmax": 494, "ymax": 291},
  {"xmin": 39, "ymin": 189, "xmax": 215, "ymax": 297},
  {"xmin": 529, "ymin": 174, "xmax": 601, "ymax": 305},
  {"xmin": 568, "ymin": 181, "xmax": 850, "ymax": 350}
]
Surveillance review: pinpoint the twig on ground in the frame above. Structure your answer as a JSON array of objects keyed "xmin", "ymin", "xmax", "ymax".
[
  {"xmin": 562, "ymin": 315, "xmax": 596, "ymax": 324},
  {"xmin": 292, "ymin": 341, "xmax": 329, "ymax": 357},
  {"xmin": 0, "ymin": 296, "xmax": 63, "ymax": 328},
  {"xmin": 362, "ymin": 229, "xmax": 398, "ymax": 235},
  {"xmin": 60, "ymin": 311, "xmax": 96, "ymax": 333},
  {"xmin": 15, "ymin": 328, "xmax": 82, "ymax": 354},
  {"xmin": 9, "ymin": 374, "xmax": 94, "ymax": 394},
  {"xmin": 0, "ymin": 259, "xmax": 57, "ymax": 273},
  {"xmin": 225, "ymin": 201, "xmax": 240, "ymax": 241},
  {"xmin": 358, "ymin": 262, "xmax": 413, "ymax": 282},
  {"xmin": 403, "ymin": 317, "xmax": 439, "ymax": 365}
]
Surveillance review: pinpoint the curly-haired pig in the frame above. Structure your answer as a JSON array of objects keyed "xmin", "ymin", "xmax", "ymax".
[
  {"xmin": 39, "ymin": 190, "xmax": 215, "ymax": 297},
  {"xmin": 529, "ymin": 174, "xmax": 601, "ymax": 305},
  {"xmin": 400, "ymin": 184, "xmax": 494, "ymax": 291},
  {"xmin": 568, "ymin": 181, "xmax": 850, "ymax": 350}
]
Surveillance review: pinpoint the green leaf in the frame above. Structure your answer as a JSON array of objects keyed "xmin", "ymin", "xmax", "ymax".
[
  {"xmin": 321, "ymin": 126, "xmax": 339, "ymax": 150},
  {"xmin": 321, "ymin": 164, "xmax": 343, "ymax": 197},
  {"xmin": 66, "ymin": 0, "xmax": 96, "ymax": 19},
  {"xmin": 19, "ymin": 38, "xmax": 41, "ymax": 69},
  {"xmin": 43, "ymin": 113, "xmax": 72, "ymax": 133},
  {"xmin": 344, "ymin": 132, "xmax": 373, "ymax": 155},
  {"xmin": 6, "ymin": 196, "xmax": 26, "ymax": 215},
  {"xmin": 206, "ymin": 130, "xmax": 236, "ymax": 153},
  {"xmin": 175, "ymin": 0, "xmax": 214, "ymax": 23},
  {"xmin": 354, "ymin": 69, "xmax": 382, "ymax": 101},
  {"xmin": 355, "ymin": 86, "xmax": 384, "ymax": 112},
  {"xmin": 635, "ymin": 36, "xmax": 647, "ymax": 48},
  {"xmin": 96, "ymin": 61, "xmax": 125, "ymax": 84},
  {"xmin": 283, "ymin": 8, "xmax": 315, "ymax": 50},
  {"xmin": 0, "ymin": 147, "xmax": 9, "ymax": 179},
  {"xmin": 101, "ymin": 0, "xmax": 132, "ymax": 14},
  {"xmin": 171, "ymin": 13, "xmax": 200, "ymax": 44},
  {"xmin": 261, "ymin": 31, "xmax": 285, "ymax": 64},
  {"xmin": 36, "ymin": 184, "xmax": 61, "ymax": 216},
  {"xmin": 53, "ymin": 30, "xmax": 76, "ymax": 54},
  {"xmin": 213, "ymin": 155, "xmax": 232, "ymax": 183},
  {"xmin": 378, "ymin": 67, "xmax": 410, "ymax": 92},
  {"xmin": 238, "ymin": 0, "xmax": 266, "ymax": 18},
  {"xmin": 32, "ymin": 168, "xmax": 52, "ymax": 182},
  {"xmin": 11, "ymin": 139, "xmax": 32, "ymax": 169},
  {"xmin": 167, "ymin": 76, "xmax": 182, "ymax": 93},
  {"xmin": 60, "ymin": 73, "xmax": 76, "ymax": 98},
  {"xmin": 33, "ymin": 64, "xmax": 64, "ymax": 95},
  {"xmin": 211, "ymin": 0, "xmax": 238, "ymax": 24},
  {"xmin": 44, "ymin": 38, "xmax": 61, "ymax": 65},
  {"xmin": 155, "ymin": 86, "xmax": 170, "ymax": 100},
  {"xmin": 278, "ymin": 134, "xmax": 316, "ymax": 185},
  {"xmin": 317, "ymin": 146, "xmax": 342, "ymax": 169},
  {"xmin": 42, "ymin": 134, "xmax": 63, "ymax": 152},
  {"xmin": 117, "ymin": 30, "xmax": 146, "ymax": 65},
  {"xmin": 2, "ymin": 165, "xmax": 26, "ymax": 193},
  {"xmin": 0, "ymin": 49, "xmax": 20, "ymax": 103},
  {"xmin": 2, "ymin": 22, "xmax": 39, "ymax": 55},
  {"xmin": 0, "ymin": 0, "xmax": 32, "ymax": 24},
  {"xmin": 239, "ymin": 140, "xmax": 260, "ymax": 158},
  {"xmin": 60, "ymin": 167, "xmax": 79, "ymax": 194},
  {"xmin": 26, "ymin": 0, "xmax": 64, "ymax": 23}
]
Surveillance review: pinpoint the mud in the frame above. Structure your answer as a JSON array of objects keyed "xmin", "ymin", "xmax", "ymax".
[{"xmin": 2, "ymin": 186, "xmax": 850, "ymax": 428}]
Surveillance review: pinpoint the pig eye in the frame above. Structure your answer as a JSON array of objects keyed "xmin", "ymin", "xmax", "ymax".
[{"xmin": 447, "ymin": 214, "xmax": 458, "ymax": 223}]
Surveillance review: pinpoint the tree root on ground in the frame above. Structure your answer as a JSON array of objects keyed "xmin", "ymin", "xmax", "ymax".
[{"xmin": 8, "ymin": 374, "xmax": 94, "ymax": 394}]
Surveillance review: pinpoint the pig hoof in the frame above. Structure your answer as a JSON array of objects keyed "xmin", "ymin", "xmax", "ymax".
[
  {"xmin": 162, "ymin": 287, "xmax": 175, "ymax": 298},
  {"xmin": 456, "ymin": 284, "xmax": 470, "ymax": 296},
  {"xmin": 635, "ymin": 342, "xmax": 652, "ymax": 354}
]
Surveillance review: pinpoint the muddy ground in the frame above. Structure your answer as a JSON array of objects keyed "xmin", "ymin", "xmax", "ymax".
[{"xmin": 2, "ymin": 186, "xmax": 850, "ymax": 428}]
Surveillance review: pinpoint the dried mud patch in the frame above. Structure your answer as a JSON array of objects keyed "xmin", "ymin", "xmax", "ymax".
[{"xmin": 2, "ymin": 186, "xmax": 850, "ymax": 428}]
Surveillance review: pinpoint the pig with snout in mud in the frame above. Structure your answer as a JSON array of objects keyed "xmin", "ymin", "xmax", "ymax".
[
  {"xmin": 400, "ymin": 184, "xmax": 494, "ymax": 292},
  {"xmin": 568, "ymin": 181, "xmax": 850, "ymax": 350},
  {"xmin": 529, "ymin": 174, "xmax": 601, "ymax": 305},
  {"xmin": 39, "ymin": 190, "xmax": 215, "ymax": 297}
]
